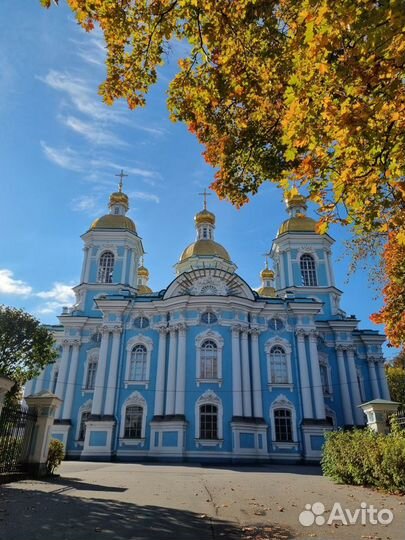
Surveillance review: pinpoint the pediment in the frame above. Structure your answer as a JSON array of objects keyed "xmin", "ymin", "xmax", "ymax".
[{"xmin": 163, "ymin": 268, "xmax": 255, "ymax": 300}]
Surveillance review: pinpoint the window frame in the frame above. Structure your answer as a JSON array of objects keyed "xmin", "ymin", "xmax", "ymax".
[
  {"xmin": 129, "ymin": 344, "xmax": 148, "ymax": 382},
  {"xmin": 82, "ymin": 348, "xmax": 99, "ymax": 393},
  {"xmin": 265, "ymin": 338, "xmax": 293, "ymax": 391},
  {"xmin": 195, "ymin": 330, "xmax": 224, "ymax": 386},
  {"xmin": 124, "ymin": 336, "xmax": 153, "ymax": 388},
  {"xmin": 97, "ymin": 250, "xmax": 115, "ymax": 284},
  {"xmin": 119, "ymin": 391, "xmax": 147, "ymax": 443},
  {"xmin": 195, "ymin": 390, "xmax": 223, "ymax": 446},
  {"xmin": 270, "ymin": 395, "xmax": 298, "ymax": 448},
  {"xmin": 300, "ymin": 253, "xmax": 318, "ymax": 287}
]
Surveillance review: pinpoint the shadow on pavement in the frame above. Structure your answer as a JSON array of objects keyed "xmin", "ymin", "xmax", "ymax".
[
  {"xmin": 0, "ymin": 483, "xmax": 296, "ymax": 540},
  {"xmin": 47, "ymin": 476, "xmax": 128, "ymax": 493}
]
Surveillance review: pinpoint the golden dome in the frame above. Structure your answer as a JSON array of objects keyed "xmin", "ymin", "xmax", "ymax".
[
  {"xmin": 261, "ymin": 267, "xmax": 274, "ymax": 279},
  {"xmin": 137, "ymin": 284, "xmax": 152, "ymax": 294},
  {"xmin": 195, "ymin": 209, "xmax": 215, "ymax": 226},
  {"xmin": 109, "ymin": 191, "xmax": 129, "ymax": 210},
  {"xmin": 285, "ymin": 193, "xmax": 307, "ymax": 209},
  {"xmin": 180, "ymin": 239, "xmax": 231, "ymax": 262},
  {"xmin": 257, "ymin": 286, "xmax": 276, "ymax": 298},
  {"xmin": 138, "ymin": 265, "xmax": 149, "ymax": 278},
  {"xmin": 91, "ymin": 214, "xmax": 136, "ymax": 233},
  {"xmin": 278, "ymin": 216, "xmax": 317, "ymax": 235}
]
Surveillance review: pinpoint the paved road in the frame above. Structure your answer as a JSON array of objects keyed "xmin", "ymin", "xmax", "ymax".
[{"xmin": 0, "ymin": 462, "xmax": 403, "ymax": 540}]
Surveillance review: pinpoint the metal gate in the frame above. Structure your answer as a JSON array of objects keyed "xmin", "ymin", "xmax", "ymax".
[{"xmin": 0, "ymin": 405, "xmax": 37, "ymax": 473}]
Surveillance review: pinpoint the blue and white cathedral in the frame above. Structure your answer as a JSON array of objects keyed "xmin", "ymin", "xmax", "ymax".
[{"xmin": 25, "ymin": 183, "xmax": 390, "ymax": 462}]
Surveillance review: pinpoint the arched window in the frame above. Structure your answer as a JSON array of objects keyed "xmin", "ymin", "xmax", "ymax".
[
  {"xmin": 124, "ymin": 405, "xmax": 143, "ymax": 439},
  {"xmin": 300, "ymin": 254, "xmax": 317, "ymax": 286},
  {"xmin": 200, "ymin": 340, "xmax": 218, "ymax": 379},
  {"xmin": 269, "ymin": 346, "xmax": 288, "ymax": 384},
  {"xmin": 85, "ymin": 357, "xmax": 98, "ymax": 390},
  {"xmin": 200, "ymin": 404, "xmax": 218, "ymax": 440},
  {"xmin": 129, "ymin": 345, "xmax": 147, "ymax": 381},
  {"xmin": 274, "ymin": 408, "xmax": 293, "ymax": 442},
  {"xmin": 97, "ymin": 251, "xmax": 114, "ymax": 284},
  {"xmin": 78, "ymin": 410, "xmax": 91, "ymax": 441}
]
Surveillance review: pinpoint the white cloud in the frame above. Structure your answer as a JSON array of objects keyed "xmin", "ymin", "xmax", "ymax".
[
  {"xmin": 0, "ymin": 269, "xmax": 32, "ymax": 296},
  {"xmin": 40, "ymin": 141, "xmax": 83, "ymax": 172},
  {"xmin": 61, "ymin": 115, "xmax": 128, "ymax": 147},
  {"xmin": 39, "ymin": 70, "xmax": 166, "ymax": 135},
  {"xmin": 130, "ymin": 191, "xmax": 160, "ymax": 203},
  {"xmin": 37, "ymin": 283, "xmax": 75, "ymax": 305},
  {"xmin": 71, "ymin": 194, "xmax": 102, "ymax": 216}
]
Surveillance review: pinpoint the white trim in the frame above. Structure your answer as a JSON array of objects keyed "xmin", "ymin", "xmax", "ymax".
[
  {"xmin": 124, "ymin": 335, "xmax": 153, "ymax": 388},
  {"xmin": 265, "ymin": 337, "xmax": 293, "ymax": 389},
  {"xmin": 195, "ymin": 330, "xmax": 224, "ymax": 386},
  {"xmin": 270, "ymin": 394, "xmax": 298, "ymax": 444},
  {"xmin": 195, "ymin": 389, "xmax": 223, "ymax": 444},
  {"xmin": 119, "ymin": 390, "xmax": 147, "ymax": 441}
]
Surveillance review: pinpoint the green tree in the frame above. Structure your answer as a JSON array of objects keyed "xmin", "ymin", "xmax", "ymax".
[
  {"xmin": 0, "ymin": 305, "xmax": 57, "ymax": 397},
  {"xmin": 386, "ymin": 366, "xmax": 405, "ymax": 406},
  {"xmin": 40, "ymin": 0, "xmax": 405, "ymax": 345}
]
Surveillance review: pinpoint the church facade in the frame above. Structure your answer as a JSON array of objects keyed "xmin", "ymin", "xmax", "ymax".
[{"xmin": 25, "ymin": 185, "xmax": 390, "ymax": 463}]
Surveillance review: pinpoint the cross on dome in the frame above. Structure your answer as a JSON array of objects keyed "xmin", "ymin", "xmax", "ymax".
[
  {"xmin": 115, "ymin": 169, "xmax": 128, "ymax": 193},
  {"xmin": 198, "ymin": 188, "xmax": 211, "ymax": 210}
]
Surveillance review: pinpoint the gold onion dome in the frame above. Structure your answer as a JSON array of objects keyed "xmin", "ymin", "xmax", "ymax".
[
  {"xmin": 195, "ymin": 209, "xmax": 215, "ymax": 226},
  {"xmin": 91, "ymin": 214, "xmax": 136, "ymax": 233},
  {"xmin": 286, "ymin": 193, "xmax": 307, "ymax": 210},
  {"xmin": 109, "ymin": 191, "xmax": 129, "ymax": 211},
  {"xmin": 261, "ymin": 267, "xmax": 274, "ymax": 279},
  {"xmin": 278, "ymin": 216, "xmax": 317, "ymax": 235},
  {"xmin": 137, "ymin": 284, "xmax": 152, "ymax": 294},
  {"xmin": 137, "ymin": 265, "xmax": 149, "ymax": 278},
  {"xmin": 180, "ymin": 239, "xmax": 231, "ymax": 263},
  {"xmin": 257, "ymin": 286, "xmax": 276, "ymax": 298}
]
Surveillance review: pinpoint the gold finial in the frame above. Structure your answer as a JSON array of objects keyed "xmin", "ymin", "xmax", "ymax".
[
  {"xmin": 115, "ymin": 169, "xmax": 128, "ymax": 193},
  {"xmin": 198, "ymin": 188, "xmax": 211, "ymax": 210}
]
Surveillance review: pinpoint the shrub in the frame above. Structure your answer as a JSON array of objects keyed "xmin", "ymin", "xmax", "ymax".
[
  {"xmin": 46, "ymin": 439, "xmax": 64, "ymax": 474},
  {"xmin": 321, "ymin": 425, "xmax": 405, "ymax": 494}
]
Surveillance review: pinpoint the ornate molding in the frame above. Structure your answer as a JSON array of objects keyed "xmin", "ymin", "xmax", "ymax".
[{"xmin": 197, "ymin": 389, "xmax": 221, "ymax": 405}]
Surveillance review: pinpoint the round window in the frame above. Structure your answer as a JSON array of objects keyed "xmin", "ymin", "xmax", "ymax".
[
  {"xmin": 269, "ymin": 318, "xmax": 284, "ymax": 331},
  {"xmin": 134, "ymin": 316, "xmax": 150, "ymax": 329}
]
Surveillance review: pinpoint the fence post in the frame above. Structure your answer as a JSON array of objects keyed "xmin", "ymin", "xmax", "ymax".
[
  {"xmin": 0, "ymin": 376, "xmax": 14, "ymax": 417},
  {"xmin": 25, "ymin": 390, "xmax": 62, "ymax": 477}
]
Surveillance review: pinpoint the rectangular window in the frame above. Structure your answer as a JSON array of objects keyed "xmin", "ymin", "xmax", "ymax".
[
  {"xmin": 274, "ymin": 409, "xmax": 293, "ymax": 442},
  {"xmin": 200, "ymin": 404, "xmax": 218, "ymax": 439}
]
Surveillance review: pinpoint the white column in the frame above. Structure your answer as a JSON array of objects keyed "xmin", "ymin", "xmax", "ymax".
[
  {"xmin": 122, "ymin": 248, "xmax": 128, "ymax": 285},
  {"xmin": 35, "ymin": 368, "xmax": 46, "ymax": 394},
  {"xmin": 241, "ymin": 330, "xmax": 252, "ymax": 417},
  {"xmin": 80, "ymin": 247, "xmax": 89, "ymax": 282},
  {"xmin": 84, "ymin": 245, "xmax": 92, "ymax": 283},
  {"xmin": 128, "ymin": 249, "xmax": 135, "ymax": 287},
  {"xmin": 91, "ymin": 327, "xmax": 110, "ymax": 416},
  {"xmin": 336, "ymin": 347, "xmax": 354, "ymax": 425},
  {"xmin": 54, "ymin": 341, "xmax": 71, "ymax": 419},
  {"xmin": 103, "ymin": 327, "xmax": 122, "ymax": 416},
  {"xmin": 286, "ymin": 249, "xmax": 293, "ymax": 287},
  {"xmin": 165, "ymin": 326, "xmax": 177, "ymax": 415},
  {"xmin": 250, "ymin": 329, "xmax": 263, "ymax": 418},
  {"xmin": 175, "ymin": 325, "xmax": 187, "ymax": 416},
  {"xmin": 296, "ymin": 330, "xmax": 313, "ymax": 418},
  {"xmin": 346, "ymin": 347, "xmax": 364, "ymax": 425},
  {"xmin": 62, "ymin": 341, "xmax": 80, "ymax": 419},
  {"xmin": 24, "ymin": 378, "xmax": 34, "ymax": 397},
  {"xmin": 377, "ymin": 359, "xmax": 391, "ymax": 400},
  {"xmin": 279, "ymin": 252, "xmax": 286, "ymax": 288},
  {"xmin": 232, "ymin": 326, "xmax": 243, "ymax": 417},
  {"xmin": 154, "ymin": 327, "xmax": 167, "ymax": 417},
  {"xmin": 368, "ymin": 358, "xmax": 380, "ymax": 399},
  {"xmin": 308, "ymin": 331, "xmax": 326, "ymax": 419},
  {"xmin": 326, "ymin": 249, "xmax": 335, "ymax": 286}
]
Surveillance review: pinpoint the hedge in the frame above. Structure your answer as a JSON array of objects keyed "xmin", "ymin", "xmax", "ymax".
[{"xmin": 321, "ymin": 421, "xmax": 405, "ymax": 493}]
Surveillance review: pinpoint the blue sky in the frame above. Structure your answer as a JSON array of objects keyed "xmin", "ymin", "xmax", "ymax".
[{"xmin": 0, "ymin": 3, "xmax": 395, "ymax": 359}]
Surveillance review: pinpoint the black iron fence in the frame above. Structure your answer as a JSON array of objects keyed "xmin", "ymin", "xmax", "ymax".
[{"xmin": 0, "ymin": 405, "xmax": 37, "ymax": 474}]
